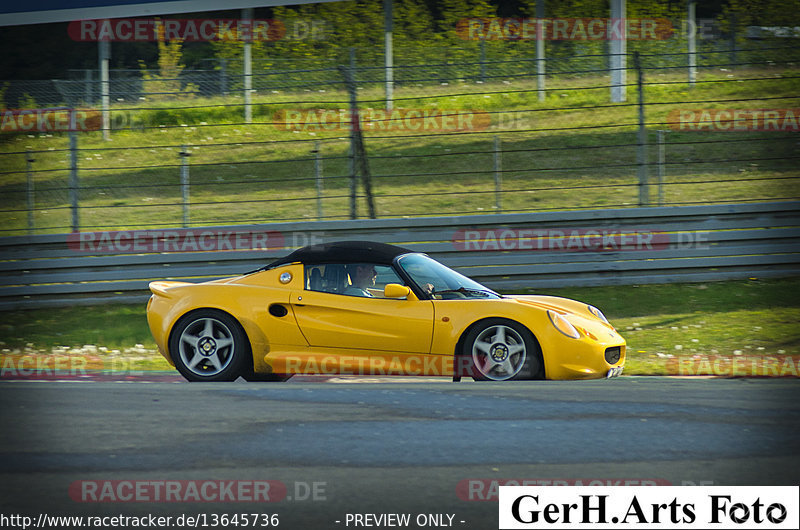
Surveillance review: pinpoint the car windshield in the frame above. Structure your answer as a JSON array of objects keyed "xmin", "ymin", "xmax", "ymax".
[{"xmin": 397, "ymin": 253, "xmax": 501, "ymax": 299}]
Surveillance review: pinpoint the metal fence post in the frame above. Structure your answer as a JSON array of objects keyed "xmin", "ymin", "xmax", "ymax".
[
  {"xmin": 314, "ymin": 141, "xmax": 323, "ymax": 221},
  {"xmin": 348, "ymin": 142, "xmax": 357, "ymax": 220},
  {"xmin": 634, "ymin": 52, "xmax": 649, "ymax": 206},
  {"xmin": 657, "ymin": 130, "xmax": 667, "ymax": 206},
  {"xmin": 99, "ymin": 38, "xmax": 110, "ymax": 141},
  {"xmin": 180, "ymin": 145, "xmax": 190, "ymax": 227},
  {"xmin": 688, "ymin": 0, "xmax": 697, "ymax": 87},
  {"xmin": 69, "ymin": 128, "xmax": 79, "ymax": 232},
  {"xmin": 26, "ymin": 150, "xmax": 35, "ymax": 234},
  {"xmin": 348, "ymin": 48, "xmax": 357, "ymax": 220},
  {"xmin": 220, "ymin": 58, "xmax": 228, "ymax": 96},
  {"xmin": 340, "ymin": 56, "xmax": 377, "ymax": 220},
  {"xmin": 383, "ymin": 0, "xmax": 394, "ymax": 111},
  {"xmin": 494, "ymin": 136, "xmax": 502, "ymax": 213},
  {"xmin": 610, "ymin": 0, "xmax": 627, "ymax": 102},
  {"xmin": 243, "ymin": 8, "xmax": 253, "ymax": 124},
  {"xmin": 479, "ymin": 37, "xmax": 487, "ymax": 83},
  {"xmin": 729, "ymin": 12, "xmax": 737, "ymax": 66},
  {"xmin": 536, "ymin": 0, "xmax": 545, "ymax": 102},
  {"xmin": 84, "ymin": 69, "xmax": 93, "ymax": 104}
]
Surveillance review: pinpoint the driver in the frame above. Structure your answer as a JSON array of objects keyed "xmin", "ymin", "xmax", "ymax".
[{"xmin": 344, "ymin": 264, "xmax": 377, "ymax": 297}]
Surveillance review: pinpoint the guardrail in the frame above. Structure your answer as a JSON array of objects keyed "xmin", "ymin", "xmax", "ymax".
[{"xmin": 1, "ymin": 201, "xmax": 798, "ymax": 310}]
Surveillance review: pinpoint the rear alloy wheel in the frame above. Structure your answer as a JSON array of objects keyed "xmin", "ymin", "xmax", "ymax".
[
  {"xmin": 463, "ymin": 319, "xmax": 543, "ymax": 381},
  {"xmin": 169, "ymin": 309, "xmax": 249, "ymax": 382}
]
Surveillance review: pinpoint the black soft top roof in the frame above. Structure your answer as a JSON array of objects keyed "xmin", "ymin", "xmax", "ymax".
[{"xmin": 268, "ymin": 240, "xmax": 414, "ymax": 268}]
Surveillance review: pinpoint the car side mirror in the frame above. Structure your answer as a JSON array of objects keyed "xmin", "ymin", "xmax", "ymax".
[{"xmin": 383, "ymin": 283, "xmax": 411, "ymax": 299}]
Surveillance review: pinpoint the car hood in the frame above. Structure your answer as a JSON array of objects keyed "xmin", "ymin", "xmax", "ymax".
[{"xmin": 506, "ymin": 295, "xmax": 601, "ymax": 321}]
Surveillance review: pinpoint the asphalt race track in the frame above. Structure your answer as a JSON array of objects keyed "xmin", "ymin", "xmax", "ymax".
[{"xmin": 1, "ymin": 377, "xmax": 799, "ymax": 529}]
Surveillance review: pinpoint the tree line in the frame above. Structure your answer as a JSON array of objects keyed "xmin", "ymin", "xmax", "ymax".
[{"xmin": 0, "ymin": 0, "xmax": 795, "ymax": 80}]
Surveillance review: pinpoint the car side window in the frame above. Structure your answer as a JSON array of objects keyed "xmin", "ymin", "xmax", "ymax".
[{"xmin": 304, "ymin": 264, "xmax": 404, "ymax": 298}]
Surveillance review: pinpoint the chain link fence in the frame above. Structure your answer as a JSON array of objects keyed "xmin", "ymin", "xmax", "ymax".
[
  {"xmin": 3, "ymin": 35, "xmax": 798, "ymax": 107},
  {"xmin": 1, "ymin": 36, "xmax": 798, "ymax": 235}
]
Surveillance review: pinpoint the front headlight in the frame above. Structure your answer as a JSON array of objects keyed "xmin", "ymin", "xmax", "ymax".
[
  {"xmin": 587, "ymin": 305, "xmax": 609, "ymax": 324},
  {"xmin": 547, "ymin": 309, "xmax": 580, "ymax": 339}
]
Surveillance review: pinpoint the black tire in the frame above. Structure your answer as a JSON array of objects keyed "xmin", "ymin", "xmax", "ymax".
[
  {"xmin": 460, "ymin": 318, "xmax": 544, "ymax": 381},
  {"xmin": 168, "ymin": 309, "xmax": 250, "ymax": 382}
]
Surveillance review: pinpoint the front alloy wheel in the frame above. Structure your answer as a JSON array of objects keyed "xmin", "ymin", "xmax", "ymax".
[
  {"xmin": 169, "ymin": 309, "xmax": 249, "ymax": 382},
  {"xmin": 463, "ymin": 319, "xmax": 543, "ymax": 381}
]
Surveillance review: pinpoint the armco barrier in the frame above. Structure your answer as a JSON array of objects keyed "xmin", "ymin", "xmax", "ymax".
[{"xmin": 0, "ymin": 202, "xmax": 798, "ymax": 310}]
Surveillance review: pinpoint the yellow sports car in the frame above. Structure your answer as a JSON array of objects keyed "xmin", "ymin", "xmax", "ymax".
[{"xmin": 147, "ymin": 241, "xmax": 625, "ymax": 382}]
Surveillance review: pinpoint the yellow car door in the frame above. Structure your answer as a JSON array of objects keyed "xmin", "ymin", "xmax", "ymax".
[{"xmin": 290, "ymin": 289, "xmax": 434, "ymax": 354}]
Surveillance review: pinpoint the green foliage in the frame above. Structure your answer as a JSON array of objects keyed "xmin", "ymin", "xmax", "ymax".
[
  {"xmin": 139, "ymin": 30, "xmax": 196, "ymax": 100},
  {"xmin": 18, "ymin": 92, "xmax": 37, "ymax": 109},
  {"xmin": 720, "ymin": 0, "xmax": 800, "ymax": 28},
  {"xmin": 437, "ymin": 0, "xmax": 496, "ymax": 33},
  {"xmin": 197, "ymin": 0, "xmax": 800, "ymax": 85},
  {"xmin": 520, "ymin": 0, "xmax": 605, "ymax": 18},
  {"xmin": 0, "ymin": 82, "xmax": 8, "ymax": 108},
  {"xmin": 1, "ymin": 1, "xmax": 791, "ymax": 81},
  {"xmin": 0, "ymin": 305, "xmax": 157, "ymax": 350},
  {"xmin": 394, "ymin": 0, "xmax": 439, "ymax": 45}
]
